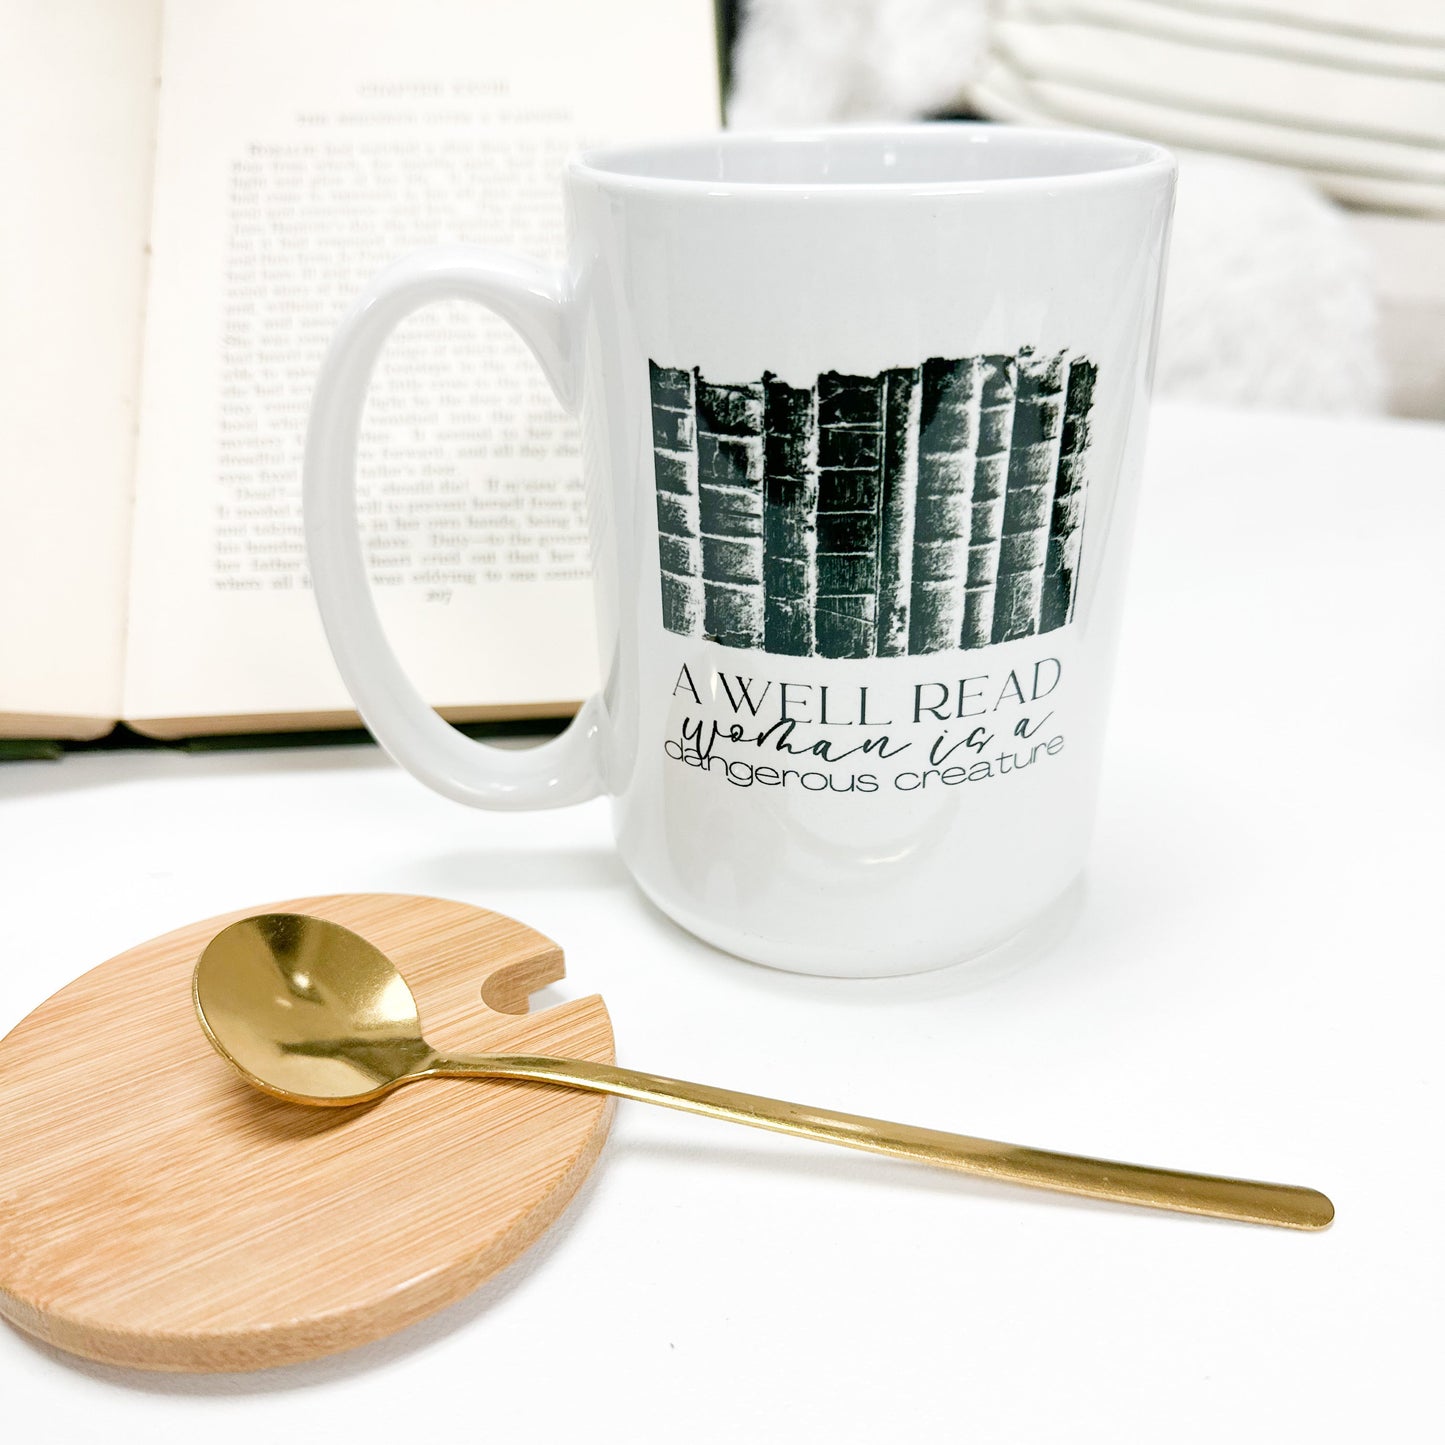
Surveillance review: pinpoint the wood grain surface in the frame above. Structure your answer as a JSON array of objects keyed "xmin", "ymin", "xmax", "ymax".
[{"xmin": 0, "ymin": 894, "xmax": 614, "ymax": 1372}]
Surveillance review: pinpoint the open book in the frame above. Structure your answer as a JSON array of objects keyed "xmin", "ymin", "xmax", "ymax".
[{"xmin": 0, "ymin": 0, "xmax": 720, "ymax": 741}]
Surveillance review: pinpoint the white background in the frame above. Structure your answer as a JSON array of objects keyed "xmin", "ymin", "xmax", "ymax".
[{"xmin": 1, "ymin": 401, "xmax": 1441, "ymax": 1439}]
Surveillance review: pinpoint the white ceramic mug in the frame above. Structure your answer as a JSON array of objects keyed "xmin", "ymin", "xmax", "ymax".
[{"xmin": 305, "ymin": 124, "xmax": 1175, "ymax": 977}]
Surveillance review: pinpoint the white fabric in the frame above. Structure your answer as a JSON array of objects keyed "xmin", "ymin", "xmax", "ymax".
[
  {"xmin": 969, "ymin": 0, "xmax": 1445, "ymax": 215},
  {"xmin": 728, "ymin": 0, "xmax": 989, "ymax": 127},
  {"xmin": 1349, "ymin": 210, "xmax": 1445, "ymax": 417},
  {"xmin": 728, "ymin": 0, "xmax": 1387, "ymax": 413},
  {"xmin": 1159, "ymin": 150, "xmax": 1384, "ymax": 411}
]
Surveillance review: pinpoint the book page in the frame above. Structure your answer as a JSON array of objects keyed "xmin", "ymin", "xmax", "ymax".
[
  {"xmin": 0, "ymin": 1, "xmax": 162, "ymax": 737},
  {"xmin": 122, "ymin": 0, "xmax": 719, "ymax": 732}
]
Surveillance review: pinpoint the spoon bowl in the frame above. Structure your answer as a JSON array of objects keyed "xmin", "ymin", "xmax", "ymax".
[{"xmin": 195, "ymin": 913, "xmax": 436, "ymax": 1105}]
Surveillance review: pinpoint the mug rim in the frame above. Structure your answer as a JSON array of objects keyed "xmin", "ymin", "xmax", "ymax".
[{"xmin": 569, "ymin": 122, "xmax": 1176, "ymax": 197}]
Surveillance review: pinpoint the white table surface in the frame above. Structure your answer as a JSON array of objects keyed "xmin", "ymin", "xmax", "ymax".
[{"xmin": 2, "ymin": 401, "xmax": 1442, "ymax": 1440}]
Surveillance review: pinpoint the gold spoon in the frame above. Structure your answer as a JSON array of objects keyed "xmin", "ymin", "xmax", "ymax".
[{"xmin": 193, "ymin": 913, "xmax": 1334, "ymax": 1230}]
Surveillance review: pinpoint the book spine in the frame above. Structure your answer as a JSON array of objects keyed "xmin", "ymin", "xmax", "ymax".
[
  {"xmin": 1040, "ymin": 357, "xmax": 1098, "ymax": 632},
  {"xmin": 908, "ymin": 357, "xmax": 980, "ymax": 654},
  {"xmin": 960, "ymin": 356, "xmax": 1017, "ymax": 650},
  {"xmin": 990, "ymin": 349, "xmax": 1065, "ymax": 644},
  {"xmin": 696, "ymin": 374, "xmax": 766, "ymax": 649},
  {"xmin": 761, "ymin": 374, "xmax": 818, "ymax": 657},
  {"xmin": 875, "ymin": 368, "xmax": 921, "ymax": 657},
  {"xmin": 649, "ymin": 361, "xmax": 702, "ymax": 637},
  {"xmin": 813, "ymin": 372, "xmax": 885, "ymax": 659}
]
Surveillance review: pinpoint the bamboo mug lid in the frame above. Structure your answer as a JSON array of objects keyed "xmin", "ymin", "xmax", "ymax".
[{"xmin": 0, "ymin": 894, "xmax": 614, "ymax": 1372}]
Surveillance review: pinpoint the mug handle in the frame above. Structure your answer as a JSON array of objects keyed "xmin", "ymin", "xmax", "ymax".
[{"xmin": 303, "ymin": 244, "xmax": 605, "ymax": 809}]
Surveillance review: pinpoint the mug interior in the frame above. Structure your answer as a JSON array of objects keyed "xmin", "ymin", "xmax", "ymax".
[{"xmin": 575, "ymin": 124, "xmax": 1172, "ymax": 191}]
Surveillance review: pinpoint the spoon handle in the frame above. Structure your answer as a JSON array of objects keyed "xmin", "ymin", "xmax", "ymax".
[{"xmin": 428, "ymin": 1053, "xmax": 1332, "ymax": 1230}]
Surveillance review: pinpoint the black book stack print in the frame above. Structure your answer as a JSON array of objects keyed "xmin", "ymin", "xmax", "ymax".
[
  {"xmin": 762, "ymin": 375, "xmax": 817, "ymax": 656},
  {"xmin": 875, "ymin": 369, "xmax": 920, "ymax": 658},
  {"xmin": 963, "ymin": 357, "xmax": 1017, "ymax": 650},
  {"xmin": 908, "ymin": 357, "xmax": 977, "ymax": 655},
  {"xmin": 1040, "ymin": 358, "xmax": 1097, "ymax": 633},
  {"xmin": 649, "ymin": 349, "xmax": 1098, "ymax": 658},
  {"xmin": 814, "ymin": 372, "xmax": 884, "ymax": 659},
  {"xmin": 695, "ymin": 377, "xmax": 767, "ymax": 649},
  {"xmin": 649, "ymin": 362, "xmax": 703, "ymax": 636},
  {"xmin": 993, "ymin": 349, "xmax": 1066, "ymax": 644}
]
